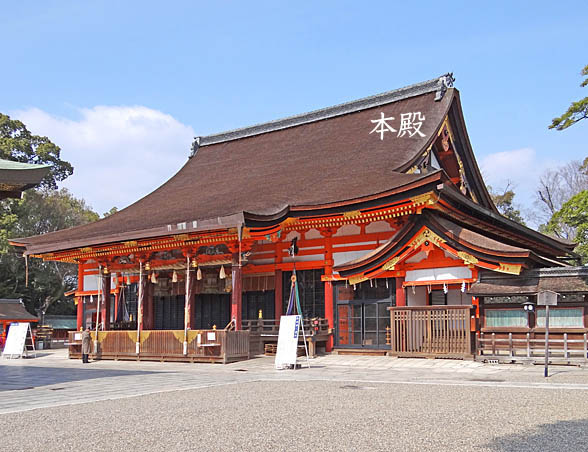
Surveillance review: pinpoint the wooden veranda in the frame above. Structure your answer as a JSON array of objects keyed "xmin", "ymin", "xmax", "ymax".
[
  {"xmin": 68, "ymin": 329, "xmax": 249, "ymax": 364},
  {"xmin": 387, "ymin": 306, "xmax": 474, "ymax": 359}
]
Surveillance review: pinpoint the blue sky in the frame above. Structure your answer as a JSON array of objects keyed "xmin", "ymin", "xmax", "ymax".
[{"xmin": 1, "ymin": 1, "xmax": 587, "ymax": 221}]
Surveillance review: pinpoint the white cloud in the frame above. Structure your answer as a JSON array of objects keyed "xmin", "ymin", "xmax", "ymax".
[
  {"xmin": 481, "ymin": 148, "xmax": 551, "ymax": 203},
  {"xmin": 11, "ymin": 106, "xmax": 195, "ymax": 214}
]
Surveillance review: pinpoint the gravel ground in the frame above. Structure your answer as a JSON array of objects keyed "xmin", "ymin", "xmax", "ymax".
[{"xmin": 2, "ymin": 380, "xmax": 588, "ymax": 452}]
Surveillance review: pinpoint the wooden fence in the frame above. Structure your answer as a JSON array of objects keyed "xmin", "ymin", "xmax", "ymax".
[
  {"xmin": 388, "ymin": 306, "xmax": 473, "ymax": 358},
  {"xmin": 476, "ymin": 332, "xmax": 588, "ymax": 365},
  {"xmin": 68, "ymin": 329, "xmax": 249, "ymax": 363},
  {"xmin": 242, "ymin": 318, "xmax": 330, "ymax": 357}
]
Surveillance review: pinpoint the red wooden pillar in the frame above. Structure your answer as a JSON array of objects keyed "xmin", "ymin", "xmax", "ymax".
[
  {"xmin": 324, "ymin": 281, "xmax": 334, "ymax": 351},
  {"xmin": 231, "ymin": 254, "xmax": 243, "ymax": 329},
  {"xmin": 101, "ymin": 272, "xmax": 111, "ymax": 330},
  {"xmin": 76, "ymin": 263, "xmax": 84, "ymax": 330},
  {"xmin": 145, "ymin": 280, "xmax": 154, "ymax": 330},
  {"xmin": 76, "ymin": 298, "xmax": 83, "ymax": 330},
  {"xmin": 322, "ymin": 228, "xmax": 335, "ymax": 352},
  {"xmin": 395, "ymin": 277, "xmax": 406, "ymax": 307},
  {"xmin": 274, "ymin": 270, "xmax": 283, "ymax": 320}
]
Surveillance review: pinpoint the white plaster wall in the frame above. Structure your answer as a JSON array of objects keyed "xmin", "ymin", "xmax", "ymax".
[
  {"xmin": 334, "ymin": 224, "xmax": 360, "ymax": 237},
  {"xmin": 83, "ymin": 274, "xmax": 99, "ymax": 291},
  {"xmin": 284, "ymin": 231, "xmax": 301, "ymax": 242},
  {"xmin": 365, "ymin": 221, "xmax": 393, "ymax": 233},
  {"xmin": 304, "ymin": 228, "xmax": 322, "ymax": 240},
  {"xmin": 333, "ymin": 250, "xmax": 370, "ymax": 267}
]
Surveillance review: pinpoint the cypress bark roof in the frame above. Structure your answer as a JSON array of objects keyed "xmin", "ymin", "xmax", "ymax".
[
  {"xmin": 0, "ymin": 299, "xmax": 38, "ymax": 322},
  {"xmin": 15, "ymin": 75, "xmax": 468, "ymax": 254}
]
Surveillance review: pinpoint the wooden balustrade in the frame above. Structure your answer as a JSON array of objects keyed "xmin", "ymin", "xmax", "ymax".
[
  {"xmin": 242, "ymin": 317, "xmax": 331, "ymax": 357},
  {"xmin": 67, "ymin": 329, "xmax": 249, "ymax": 363},
  {"xmin": 477, "ymin": 331, "xmax": 588, "ymax": 365},
  {"xmin": 388, "ymin": 306, "xmax": 473, "ymax": 358}
]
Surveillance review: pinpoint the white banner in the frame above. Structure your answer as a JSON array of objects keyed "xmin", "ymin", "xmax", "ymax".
[
  {"xmin": 275, "ymin": 315, "xmax": 300, "ymax": 369},
  {"xmin": 2, "ymin": 322, "xmax": 29, "ymax": 357}
]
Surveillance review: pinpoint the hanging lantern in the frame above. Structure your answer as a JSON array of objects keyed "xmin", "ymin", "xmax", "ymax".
[
  {"xmin": 126, "ymin": 275, "xmax": 131, "ymax": 285},
  {"xmin": 151, "ymin": 272, "xmax": 158, "ymax": 284},
  {"xmin": 197, "ymin": 267, "xmax": 202, "ymax": 280},
  {"xmin": 172, "ymin": 270, "xmax": 178, "ymax": 283},
  {"xmin": 219, "ymin": 265, "xmax": 226, "ymax": 279},
  {"xmin": 145, "ymin": 262, "xmax": 151, "ymax": 271},
  {"xmin": 103, "ymin": 265, "xmax": 109, "ymax": 274},
  {"xmin": 191, "ymin": 258, "xmax": 198, "ymax": 268},
  {"xmin": 443, "ymin": 283, "xmax": 448, "ymax": 294},
  {"xmin": 369, "ymin": 279, "xmax": 373, "ymax": 288},
  {"xmin": 385, "ymin": 278, "xmax": 389, "ymax": 289},
  {"xmin": 461, "ymin": 281, "xmax": 466, "ymax": 293}
]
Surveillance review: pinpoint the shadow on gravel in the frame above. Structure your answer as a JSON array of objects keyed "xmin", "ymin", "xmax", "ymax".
[
  {"xmin": 486, "ymin": 419, "xmax": 588, "ymax": 451},
  {"xmin": 0, "ymin": 366, "xmax": 163, "ymax": 391}
]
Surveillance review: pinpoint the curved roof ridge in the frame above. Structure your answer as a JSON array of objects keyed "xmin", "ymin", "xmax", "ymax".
[{"xmin": 194, "ymin": 74, "xmax": 455, "ymax": 149}]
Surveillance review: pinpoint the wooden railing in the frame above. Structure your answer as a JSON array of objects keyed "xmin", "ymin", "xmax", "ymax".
[
  {"xmin": 242, "ymin": 318, "xmax": 331, "ymax": 357},
  {"xmin": 242, "ymin": 318, "xmax": 329, "ymax": 335},
  {"xmin": 388, "ymin": 306, "xmax": 473, "ymax": 358},
  {"xmin": 68, "ymin": 329, "xmax": 249, "ymax": 364},
  {"xmin": 477, "ymin": 331, "xmax": 588, "ymax": 365}
]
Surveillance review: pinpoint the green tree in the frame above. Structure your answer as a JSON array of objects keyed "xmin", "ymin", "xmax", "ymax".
[
  {"xmin": 0, "ymin": 113, "xmax": 73, "ymax": 188},
  {"xmin": 488, "ymin": 184, "xmax": 526, "ymax": 225},
  {"xmin": 0, "ymin": 188, "xmax": 99, "ymax": 316},
  {"xmin": 549, "ymin": 64, "xmax": 588, "ymax": 130},
  {"xmin": 547, "ymin": 190, "xmax": 588, "ymax": 263}
]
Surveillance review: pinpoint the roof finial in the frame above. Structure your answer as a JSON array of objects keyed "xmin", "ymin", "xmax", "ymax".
[
  {"xmin": 189, "ymin": 137, "xmax": 201, "ymax": 158},
  {"xmin": 435, "ymin": 73, "xmax": 455, "ymax": 101}
]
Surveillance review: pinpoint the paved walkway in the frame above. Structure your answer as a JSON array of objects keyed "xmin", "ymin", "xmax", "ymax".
[{"xmin": 2, "ymin": 349, "xmax": 588, "ymax": 415}]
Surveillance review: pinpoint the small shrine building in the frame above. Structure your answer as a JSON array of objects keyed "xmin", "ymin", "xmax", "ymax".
[{"xmin": 12, "ymin": 74, "xmax": 585, "ymax": 362}]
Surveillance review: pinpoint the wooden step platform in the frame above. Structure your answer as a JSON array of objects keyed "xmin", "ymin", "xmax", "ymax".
[{"xmin": 334, "ymin": 348, "xmax": 389, "ymax": 357}]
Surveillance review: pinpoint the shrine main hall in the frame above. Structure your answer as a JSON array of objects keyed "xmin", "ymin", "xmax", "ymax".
[{"xmin": 13, "ymin": 74, "xmax": 588, "ymax": 363}]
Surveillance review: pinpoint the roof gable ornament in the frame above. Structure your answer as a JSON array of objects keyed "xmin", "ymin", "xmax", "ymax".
[
  {"xmin": 189, "ymin": 137, "xmax": 201, "ymax": 158},
  {"xmin": 434, "ymin": 73, "xmax": 455, "ymax": 101}
]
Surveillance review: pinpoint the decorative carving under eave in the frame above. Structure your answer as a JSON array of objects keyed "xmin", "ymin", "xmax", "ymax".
[
  {"xmin": 348, "ymin": 275, "xmax": 368, "ymax": 285},
  {"xmin": 382, "ymin": 256, "xmax": 402, "ymax": 271},
  {"xmin": 409, "ymin": 228, "xmax": 446, "ymax": 249},
  {"xmin": 80, "ymin": 247, "xmax": 92, "ymax": 253},
  {"xmin": 410, "ymin": 192, "xmax": 438, "ymax": 207},
  {"xmin": 457, "ymin": 251, "xmax": 479, "ymax": 266},
  {"xmin": 496, "ymin": 263, "xmax": 522, "ymax": 275}
]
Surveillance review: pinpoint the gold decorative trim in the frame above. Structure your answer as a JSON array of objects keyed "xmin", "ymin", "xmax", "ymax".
[
  {"xmin": 457, "ymin": 251, "xmax": 478, "ymax": 266},
  {"xmin": 348, "ymin": 275, "xmax": 368, "ymax": 285},
  {"xmin": 409, "ymin": 228, "xmax": 446, "ymax": 249},
  {"xmin": 410, "ymin": 192, "xmax": 437, "ymax": 207},
  {"xmin": 81, "ymin": 247, "xmax": 92, "ymax": 253},
  {"xmin": 123, "ymin": 241, "xmax": 137, "ymax": 247},
  {"xmin": 173, "ymin": 234, "xmax": 189, "ymax": 241},
  {"xmin": 343, "ymin": 210, "xmax": 361, "ymax": 219},
  {"xmin": 382, "ymin": 256, "xmax": 401, "ymax": 271},
  {"xmin": 497, "ymin": 263, "xmax": 522, "ymax": 275},
  {"xmin": 406, "ymin": 166, "xmax": 418, "ymax": 174}
]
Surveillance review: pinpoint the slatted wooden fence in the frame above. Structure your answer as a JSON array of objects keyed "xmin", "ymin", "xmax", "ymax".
[
  {"xmin": 476, "ymin": 332, "xmax": 588, "ymax": 365},
  {"xmin": 388, "ymin": 306, "xmax": 473, "ymax": 358},
  {"xmin": 68, "ymin": 329, "xmax": 249, "ymax": 363}
]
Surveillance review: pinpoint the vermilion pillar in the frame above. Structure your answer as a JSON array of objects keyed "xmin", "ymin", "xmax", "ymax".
[
  {"xmin": 101, "ymin": 273, "xmax": 111, "ymax": 330},
  {"xmin": 324, "ymin": 281, "xmax": 334, "ymax": 351},
  {"xmin": 145, "ymin": 280, "xmax": 154, "ymax": 330},
  {"xmin": 76, "ymin": 264, "xmax": 84, "ymax": 330},
  {"xmin": 231, "ymin": 254, "xmax": 243, "ymax": 329},
  {"xmin": 76, "ymin": 297, "xmax": 83, "ymax": 330},
  {"xmin": 395, "ymin": 277, "xmax": 406, "ymax": 306},
  {"xmin": 322, "ymin": 229, "xmax": 335, "ymax": 352}
]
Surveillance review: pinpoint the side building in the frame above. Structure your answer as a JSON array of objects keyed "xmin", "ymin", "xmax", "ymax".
[{"xmin": 11, "ymin": 75, "xmax": 583, "ymax": 362}]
